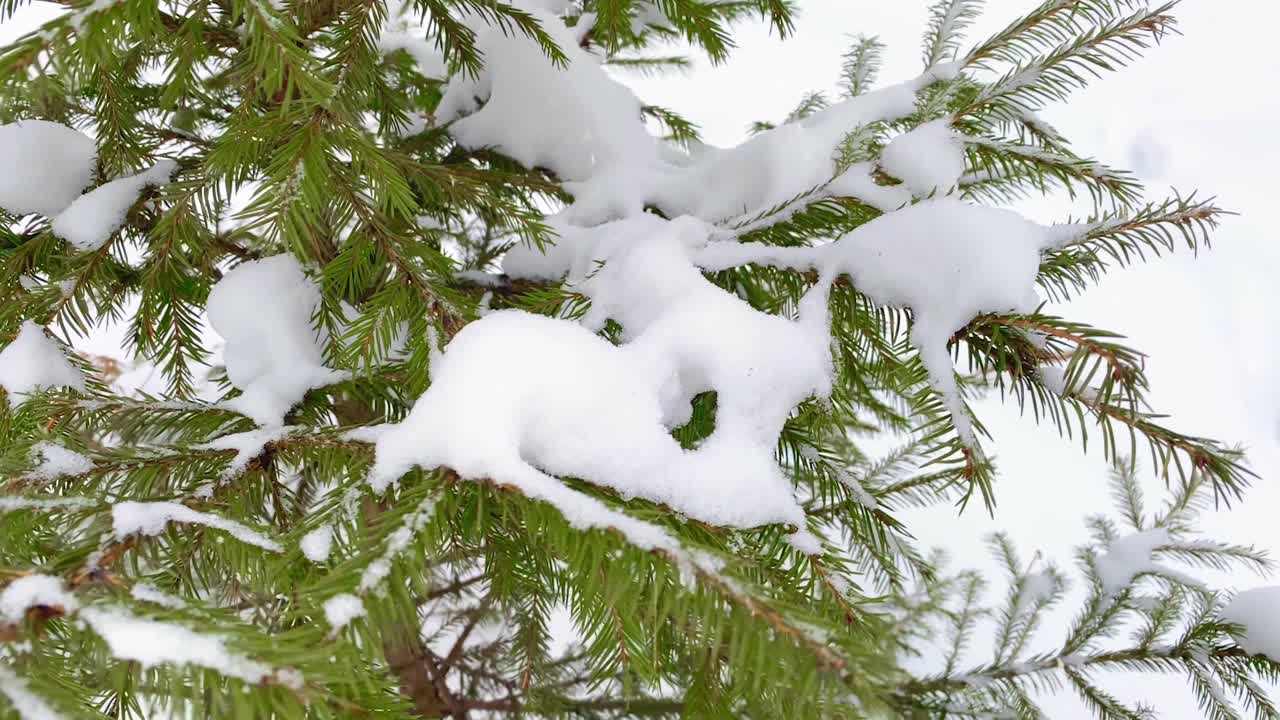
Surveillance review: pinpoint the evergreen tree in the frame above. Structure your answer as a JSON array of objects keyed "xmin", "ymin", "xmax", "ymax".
[{"xmin": 0, "ymin": 0, "xmax": 1276, "ymax": 717}]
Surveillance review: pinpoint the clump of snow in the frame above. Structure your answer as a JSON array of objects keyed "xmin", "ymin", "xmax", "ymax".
[
  {"xmin": 80, "ymin": 606, "xmax": 298, "ymax": 687},
  {"xmin": 1221, "ymin": 586, "xmax": 1280, "ymax": 660},
  {"xmin": 880, "ymin": 119, "xmax": 965, "ymax": 195},
  {"xmin": 52, "ymin": 159, "xmax": 177, "ymax": 251},
  {"xmin": 454, "ymin": 270, "xmax": 506, "ymax": 288},
  {"xmin": 193, "ymin": 426, "xmax": 295, "ymax": 495},
  {"xmin": 787, "ymin": 530, "xmax": 825, "ymax": 556},
  {"xmin": 0, "ymin": 574, "xmax": 79, "ymax": 624},
  {"xmin": 1094, "ymin": 528, "xmax": 1172, "ymax": 597},
  {"xmin": 0, "ymin": 322, "xmax": 85, "ymax": 403},
  {"xmin": 437, "ymin": 2, "xmax": 666, "ymax": 225},
  {"xmin": 827, "ymin": 162, "xmax": 911, "ymax": 213},
  {"xmin": 380, "ymin": 216, "xmax": 831, "ymax": 530},
  {"xmin": 438, "ymin": 0, "xmax": 952, "ymax": 226},
  {"xmin": 300, "ymin": 524, "xmax": 334, "ymax": 563},
  {"xmin": 0, "ymin": 664, "xmax": 66, "ymax": 720},
  {"xmin": 387, "ymin": 198, "xmax": 1052, "ymax": 543},
  {"xmin": 25, "ymin": 442, "xmax": 95, "ymax": 482},
  {"xmin": 693, "ymin": 198, "xmax": 1053, "ymax": 442},
  {"xmin": 206, "ymin": 255, "xmax": 347, "ymax": 426},
  {"xmin": 0, "ymin": 120, "xmax": 97, "ymax": 217},
  {"xmin": 666, "ymin": 76, "xmax": 928, "ymax": 224},
  {"xmin": 111, "ymin": 501, "xmax": 283, "ymax": 552},
  {"xmin": 66, "ymin": 0, "xmax": 119, "ymax": 31},
  {"xmin": 820, "ymin": 199, "xmax": 1051, "ymax": 441},
  {"xmin": 377, "ymin": 0, "xmax": 1048, "ymax": 553},
  {"xmin": 322, "ymin": 593, "xmax": 364, "ymax": 631},
  {"xmin": 130, "ymin": 583, "xmax": 186, "ymax": 609}
]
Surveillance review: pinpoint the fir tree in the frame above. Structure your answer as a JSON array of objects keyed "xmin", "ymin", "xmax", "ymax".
[{"xmin": 0, "ymin": 0, "xmax": 1276, "ymax": 718}]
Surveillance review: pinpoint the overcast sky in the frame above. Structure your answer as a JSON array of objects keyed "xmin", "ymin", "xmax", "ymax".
[{"xmin": 3, "ymin": 0, "xmax": 1278, "ymax": 715}]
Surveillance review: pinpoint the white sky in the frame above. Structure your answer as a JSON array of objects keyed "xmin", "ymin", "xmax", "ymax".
[{"xmin": 3, "ymin": 0, "xmax": 1279, "ymax": 715}]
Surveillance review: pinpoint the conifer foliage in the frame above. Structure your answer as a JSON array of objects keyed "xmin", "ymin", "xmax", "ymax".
[{"xmin": 0, "ymin": 0, "xmax": 1276, "ymax": 717}]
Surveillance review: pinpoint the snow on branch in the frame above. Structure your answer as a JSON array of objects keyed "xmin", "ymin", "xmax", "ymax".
[
  {"xmin": 0, "ymin": 322, "xmax": 85, "ymax": 403},
  {"xmin": 922, "ymin": 0, "xmax": 985, "ymax": 69},
  {"xmin": 960, "ymin": 2, "xmax": 1178, "ymax": 123},
  {"xmin": 963, "ymin": 136, "xmax": 1140, "ymax": 207},
  {"xmin": 205, "ymin": 255, "xmax": 349, "ymax": 427},
  {"xmin": 111, "ymin": 501, "xmax": 284, "ymax": 553},
  {"xmin": 0, "ymin": 497, "xmax": 95, "ymax": 514},
  {"xmin": 51, "ymin": 159, "xmax": 177, "ymax": 252},
  {"xmin": 79, "ymin": 606, "xmax": 303, "ymax": 688},
  {"xmin": 1, "ymin": 579, "xmax": 298, "ymax": 698},
  {"xmin": 0, "ymin": 664, "xmax": 68, "ymax": 720},
  {"xmin": 0, "ymin": 575, "xmax": 79, "ymax": 624},
  {"xmin": 0, "ymin": 120, "xmax": 96, "ymax": 217}
]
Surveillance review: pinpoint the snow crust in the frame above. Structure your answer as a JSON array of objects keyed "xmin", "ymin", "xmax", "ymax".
[
  {"xmin": 52, "ymin": 159, "xmax": 177, "ymax": 251},
  {"xmin": 0, "ymin": 120, "xmax": 97, "ymax": 217},
  {"xmin": 0, "ymin": 664, "xmax": 65, "ymax": 720},
  {"xmin": 1222, "ymin": 586, "xmax": 1280, "ymax": 660},
  {"xmin": 0, "ymin": 574, "xmax": 79, "ymax": 624},
  {"xmin": 111, "ymin": 501, "xmax": 283, "ymax": 552},
  {"xmin": 206, "ymin": 255, "xmax": 347, "ymax": 426},
  {"xmin": 0, "ymin": 322, "xmax": 85, "ymax": 402},
  {"xmin": 80, "ymin": 606, "xmax": 296, "ymax": 687}
]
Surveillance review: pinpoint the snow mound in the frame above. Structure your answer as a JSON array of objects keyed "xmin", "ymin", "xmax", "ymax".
[
  {"xmin": 1222, "ymin": 586, "xmax": 1280, "ymax": 660},
  {"xmin": 52, "ymin": 159, "xmax": 177, "ymax": 251},
  {"xmin": 206, "ymin": 255, "xmax": 347, "ymax": 426},
  {"xmin": 822, "ymin": 199, "xmax": 1051, "ymax": 441},
  {"xmin": 438, "ymin": 1, "xmax": 953, "ymax": 227},
  {"xmin": 880, "ymin": 119, "xmax": 965, "ymax": 195},
  {"xmin": 1095, "ymin": 528, "xmax": 1171, "ymax": 597},
  {"xmin": 376, "ymin": 217, "xmax": 832, "ymax": 530},
  {"xmin": 26, "ymin": 442, "xmax": 95, "ymax": 481},
  {"xmin": 300, "ymin": 524, "xmax": 334, "ymax": 563},
  {"xmin": 0, "ymin": 120, "xmax": 97, "ymax": 217},
  {"xmin": 323, "ymin": 593, "xmax": 364, "ymax": 631},
  {"xmin": 0, "ymin": 322, "xmax": 85, "ymax": 403},
  {"xmin": 0, "ymin": 574, "xmax": 79, "ymax": 624}
]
